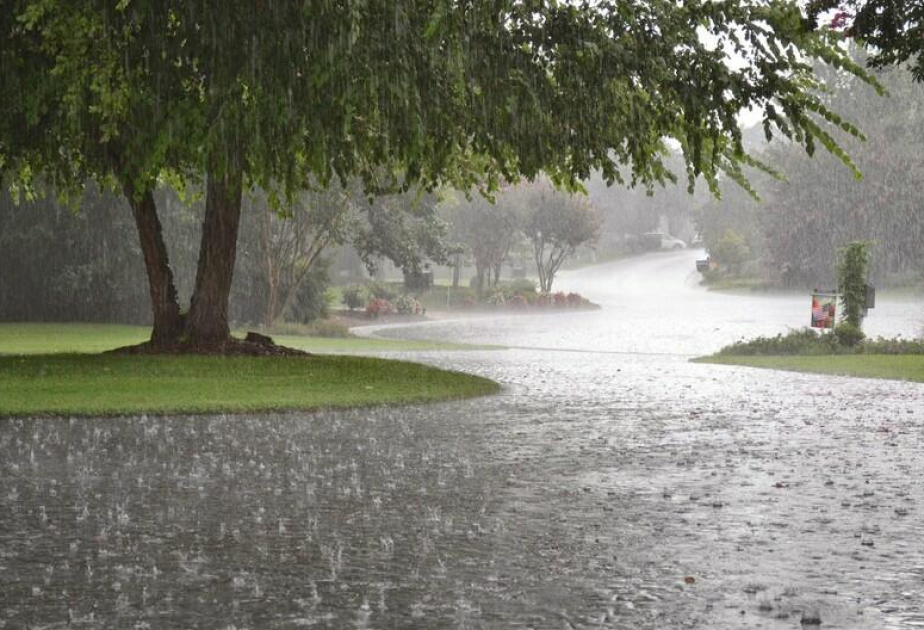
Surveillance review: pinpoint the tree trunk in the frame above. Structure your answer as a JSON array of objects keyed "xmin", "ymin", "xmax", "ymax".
[
  {"xmin": 492, "ymin": 261, "xmax": 502, "ymax": 286},
  {"xmin": 474, "ymin": 264, "xmax": 485, "ymax": 296},
  {"xmin": 452, "ymin": 254, "xmax": 461, "ymax": 288},
  {"xmin": 187, "ymin": 159, "xmax": 244, "ymax": 345},
  {"xmin": 124, "ymin": 186, "xmax": 183, "ymax": 346},
  {"xmin": 264, "ymin": 277, "xmax": 278, "ymax": 331}
]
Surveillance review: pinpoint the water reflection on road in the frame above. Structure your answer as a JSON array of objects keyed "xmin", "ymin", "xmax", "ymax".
[{"xmin": 3, "ymin": 251, "xmax": 924, "ymax": 628}]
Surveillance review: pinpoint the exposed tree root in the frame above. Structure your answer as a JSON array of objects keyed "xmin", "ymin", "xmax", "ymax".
[{"xmin": 107, "ymin": 332, "xmax": 310, "ymax": 357}]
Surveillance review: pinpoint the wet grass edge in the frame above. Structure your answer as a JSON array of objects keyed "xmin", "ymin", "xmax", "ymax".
[{"xmin": 692, "ymin": 353, "xmax": 924, "ymax": 383}]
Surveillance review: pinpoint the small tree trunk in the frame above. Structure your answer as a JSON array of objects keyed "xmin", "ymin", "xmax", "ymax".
[
  {"xmin": 452, "ymin": 254, "xmax": 461, "ymax": 288},
  {"xmin": 474, "ymin": 264, "xmax": 485, "ymax": 296},
  {"xmin": 264, "ymin": 278, "xmax": 278, "ymax": 331},
  {"xmin": 187, "ymin": 160, "xmax": 244, "ymax": 345},
  {"xmin": 124, "ymin": 186, "xmax": 183, "ymax": 346},
  {"xmin": 492, "ymin": 261, "xmax": 502, "ymax": 286}
]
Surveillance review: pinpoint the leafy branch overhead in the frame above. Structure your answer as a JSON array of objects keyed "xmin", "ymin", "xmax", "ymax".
[
  {"xmin": 2, "ymin": 0, "xmax": 874, "ymax": 195},
  {"xmin": 0, "ymin": 0, "xmax": 879, "ymax": 349}
]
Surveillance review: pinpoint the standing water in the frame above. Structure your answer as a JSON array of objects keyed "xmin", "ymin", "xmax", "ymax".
[{"xmin": 3, "ymin": 251, "xmax": 924, "ymax": 628}]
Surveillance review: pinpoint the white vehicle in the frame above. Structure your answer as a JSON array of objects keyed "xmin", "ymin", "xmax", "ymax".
[{"xmin": 643, "ymin": 232, "xmax": 687, "ymax": 250}]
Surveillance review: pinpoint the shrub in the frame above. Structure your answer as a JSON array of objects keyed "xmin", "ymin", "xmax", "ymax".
[
  {"xmin": 367, "ymin": 281, "xmax": 398, "ymax": 301},
  {"xmin": 716, "ymin": 327, "xmax": 924, "ymax": 357},
  {"xmin": 365, "ymin": 298, "xmax": 393, "ymax": 318},
  {"xmin": 303, "ymin": 319, "xmax": 351, "ymax": 338},
  {"xmin": 289, "ymin": 261, "xmax": 332, "ymax": 323},
  {"xmin": 462, "ymin": 295, "xmax": 477, "ymax": 308},
  {"xmin": 552, "ymin": 291, "xmax": 568, "ymax": 307},
  {"xmin": 837, "ymin": 241, "xmax": 871, "ymax": 330},
  {"xmin": 394, "ymin": 294, "xmax": 423, "ymax": 315},
  {"xmin": 711, "ymin": 229, "xmax": 750, "ymax": 274},
  {"xmin": 502, "ymin": 278, "xmax": 538, "ymax": 299},
  {"xmin": 264, "ymin": 319, "xmax": 351, "ymax": 338},
  {"xmin": 864, "ymin": 337, "xmax": 924, "ymax": 355},
  {"xmin": 487, "ymin": 288, "xmax": 506, "ymax": 307},
  {"xmin": 341, "ymin": 285, "xmax": 366, "ymax": 311},
  {"xmin": 834, "ymin": 322, "xmax": 865, "ymax": 347},
  {"xmin": 717, "ymin": 328, "xmax": 841, "ymax": 356},
  {"xmin": 508, "ymin": 294, "xmax": 528, "ymax": 309},
  {"xmin": 536, "ymin": 293, "xmax": 551, "ymax": 307},
  {"xmin": 566, "ymin": 292, "xmax": 583, "ymax": 307}
]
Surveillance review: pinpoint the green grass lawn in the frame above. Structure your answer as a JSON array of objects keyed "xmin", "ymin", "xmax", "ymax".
[
  {"xmin": 695, "ymin": 354, "xmax": 924, "ymax": 383},
  {"xmin": 0, "ymin": 353, "xmax": 500, "ymax": 417},
  {"xmin": 0, "ymin": 323, "xmax": 501, "ymax": 417},
  {"xmin": 0, "ymin": 323, "xmax": 496, "ymax": 355}
]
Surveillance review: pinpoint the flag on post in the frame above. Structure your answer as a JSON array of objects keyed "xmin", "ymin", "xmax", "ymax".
[{"xmin": 811, "ymin": 292, "xmax": 837, "ymax": 329}]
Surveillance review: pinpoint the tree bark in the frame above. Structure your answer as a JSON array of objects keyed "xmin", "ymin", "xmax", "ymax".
[
  {"xmin": 474, "ymin": 264, "xmax": 486, "ymax": 296},
  {"xmin": 187, "ymin": 158, "xmax": 244, "ymax": 345},
  {"xmin": 452, "ymin": 254, "xmax": 461, "ymax": 288},
  {"xmin": 264, "ymin": 278, "xmax": 279, "ymax": 330},
  {"xmin": 124, "ymin": 185, "xmax": 184, "ymax": 346}
]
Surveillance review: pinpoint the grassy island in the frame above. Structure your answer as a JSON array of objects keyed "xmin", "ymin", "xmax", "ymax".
[{"xmin": 0, "ymin": 324, "xmax": 500, "ymax": 417}]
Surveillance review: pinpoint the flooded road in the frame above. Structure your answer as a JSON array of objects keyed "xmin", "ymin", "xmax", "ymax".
[{"xmin": 3, "ymin": 251, "xmax": 924, "ymax": 628}]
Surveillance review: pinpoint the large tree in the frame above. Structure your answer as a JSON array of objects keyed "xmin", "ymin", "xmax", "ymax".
[{"xmin": 2, "ymin": 0, "xmax": 875, "ymax": 350}]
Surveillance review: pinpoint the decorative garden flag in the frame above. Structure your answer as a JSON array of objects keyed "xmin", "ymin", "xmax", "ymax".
[{"xmin": 811, "ymin": 292, "xmax": 837, "ymax": 329}]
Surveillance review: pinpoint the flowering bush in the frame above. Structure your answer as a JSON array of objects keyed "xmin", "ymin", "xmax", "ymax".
[
  {"xmin": 365, "ymin": 298, "xmax": 394, "ymax": 318},
  {"xmin": 487, "ymin": 288, "xmax": 506, "ymax": 307},
  {"xmin": 508, "ymin": 294, "xmax": 528, "ymax": 309},
  {"xmin": 535, "ymin": 293, "xmax": 551, "ymax": 307},
  {"xmin": 394, "ymin": 294, "xmax": 423, "ymax": 315},
  {"xmin": 552, "ymin": 292, "xmax": 569, "ymax": 307}
]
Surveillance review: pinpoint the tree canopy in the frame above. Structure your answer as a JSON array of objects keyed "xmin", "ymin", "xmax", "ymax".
[
  {"xmin": 810, "ymin": 0, "xmax": 924, "ymax": 81},
  {"xmin": 1, "ymin": 0, "xmax": 875, "ymax": 350}
]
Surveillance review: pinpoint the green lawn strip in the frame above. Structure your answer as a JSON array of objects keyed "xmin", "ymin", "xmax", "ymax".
[
  {"xmin": 0, "ymin": 354, "xmax": 500, "ymax": 417},
  {"xmin": 0, "ymin": 323, "xmax": 500, "ymax": 355},
  {"xmin": 694, "ymin": 354, "xmax": 924, "ymax": 383},
  {"xmin": 271, "ymin": 333, "xmax": 500, "ymax": 354},
  {"xmin": 0, "ymin": 323, "xmax": 150, "ymax": 355}
]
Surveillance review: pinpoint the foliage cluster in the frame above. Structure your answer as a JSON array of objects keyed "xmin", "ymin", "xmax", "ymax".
[
  {"xmin": 710, "ymin": 230, "xmax": 751, "ymax": 274},
  {"xmin": 696, "ymin": 54, "xmax": 924, "ymax": 289},
  {"xmin": 476, "ymin": 289, "xmax": 596, "ymax": 311},
  {"xmin": 715, "ymin": 328, "xmax": 924, "ymax": 356},
  {"xmin": 445, "ymin": 180, "xmax": 602, "ymax": 294},
  {"xmin": 837, "ymin": 241, "xmax": 871, "ymax": 329},
  {"xmin": 267, "ymin": 319, "xmax": 352, "ymax": 339},
  {"xmin": 365, "ymin": 298, "xmax": 394, "ymax": 319},
  {"xmin": 341, "ymin": 285, "xmax": 367, "ymax": 311},
  {"xmin": 0, "ymin": 184, "xmax": 340, "ymax": 327},
  {"xmin": 393, "ymin": 294, "xmax": 424, "ymax": 316}
]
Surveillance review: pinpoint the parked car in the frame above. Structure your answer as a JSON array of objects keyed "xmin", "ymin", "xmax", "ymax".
[{"xmin": 642, "ymin": 232, "xmax": 687, "ymax": 250}]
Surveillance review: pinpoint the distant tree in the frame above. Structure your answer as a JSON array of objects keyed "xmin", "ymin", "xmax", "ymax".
[
  {"xmin": 246, "ymin": 182, "xmax": 445, "ymax": 329},
  {"xmin": 838, "ymin": 241, "xmax": 872, "ymax": 329},
  {"xmin": 251, "ymin": 189, "xmax": 351, "ymax": 330},
  {"xmin": 757, "ymin": 56, "xmax": 924, "ymax": 287},
  {"xmin": 710, "ymin": 229, "xmax": 751, "ymax": 275},
  {"xmin": 516, "ymin": 182, "xmax": 602, "ymax": 293},
  {"xmin": 446, "ymin": 189, "xmax": 520, "ymax": 294}
]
